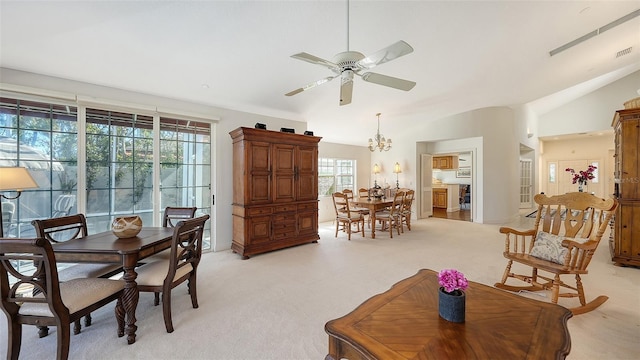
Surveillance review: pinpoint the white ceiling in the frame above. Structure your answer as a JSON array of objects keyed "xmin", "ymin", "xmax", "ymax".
[{"xmin": 1, "ymin": 1, "xmax": 639, "ymax": 145}]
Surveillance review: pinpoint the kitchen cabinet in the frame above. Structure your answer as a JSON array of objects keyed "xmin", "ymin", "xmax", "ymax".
[
  {"xmin": 432, "ymin": 156, "xmax": 459, "ymax": 170},
  {"xmin": 433, "ymin": 188, "xmax": 447, "ymax": 208},
  {"xmin": 230, "ymin": 127, "xmax": 321, "ymax": 259},
  {"xmin": 432, "ymin": 184, "xmax": 461, "ymax": 212}
]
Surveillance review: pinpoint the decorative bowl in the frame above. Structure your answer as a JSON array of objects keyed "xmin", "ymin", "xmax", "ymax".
[{"xmin": 111, "ymin": 215, "xmax": 143, "ymax": 238}]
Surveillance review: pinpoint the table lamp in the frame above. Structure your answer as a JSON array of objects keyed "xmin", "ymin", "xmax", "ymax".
[
  {"xmin": 373, "ymin": 164, "xmax": 380, "ymax": 188},
  {"xmin": 393, "ymin": 162, "xmax": 402, "ymax": 189},
  {"xmin": 0, "ymin": 167, "xmax": 39, "ymax": 237}
]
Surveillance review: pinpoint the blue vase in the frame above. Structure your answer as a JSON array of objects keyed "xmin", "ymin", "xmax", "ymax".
[{"xmin": 438, "ymin": 287, "xmax": 465, "ymax": 323}]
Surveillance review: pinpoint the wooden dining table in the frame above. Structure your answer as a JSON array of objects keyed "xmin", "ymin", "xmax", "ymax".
[
  {"xmin": 351, "ymin": 197, "xmax": 393, "ymax": 239},
  {"xmin": 51, "ymin": 227, "xmax": 174, "ymax": 344}
]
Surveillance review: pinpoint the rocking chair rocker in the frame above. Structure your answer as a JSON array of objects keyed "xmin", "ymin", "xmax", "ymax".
[{"xmin": 495, "ymin": 192, "xmax": 617, "ymax": 315}]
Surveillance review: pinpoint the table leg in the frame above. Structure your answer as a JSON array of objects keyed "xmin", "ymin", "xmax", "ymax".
[
  {"xmin": 121, "ymin": 257, "xmax": 139, "ymax": 344},
  {"xmin": 370, "ymin": 209, "xmax": 377, "ymax": 239}
]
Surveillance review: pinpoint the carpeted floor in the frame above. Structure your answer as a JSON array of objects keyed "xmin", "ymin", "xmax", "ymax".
[{"xmin": 1, "ymin": 216, "xmax": 638, "ymax": 359}]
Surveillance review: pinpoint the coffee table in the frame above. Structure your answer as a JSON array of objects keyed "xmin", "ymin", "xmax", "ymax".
[{"xmin": 325, "ymin": 269, "xmax": 572, "ymax": 360}]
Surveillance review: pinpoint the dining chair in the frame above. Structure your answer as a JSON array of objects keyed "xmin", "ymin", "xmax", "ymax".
[
  {"xmin": 331, "ymin": 192, "xmax": 365, "ymax": 240},
  {"xmin": 134, "ymin": 214, "xmax": 210, "ymax": 333},
  {"xmin": 400, "ymin": 189, "xmax": 415, "ymax": 231},
  {"xmin": 374, "ymin": 190, "xmax": 405, "ymax": 238},
  {"xmin": 0, "ymin": 238, "xmax": 126, "ymax": 360},
  {"xmin": 144, "ymin": 207, "xmax": 199, "ymax": 269},
  {"xmin": 358, "ymin": 188, "xmax": 370, "ymax": 198},
  {"xmin": 31, "ymin": 214, "xmax": 123, "ymax": 336},
  {"xmin": 343, "ymin": 189, "xmax": 370, "ymax": 229},
  {"xmin": 162, "ymin": 206, "xmax": 198, "ymax": 227}
]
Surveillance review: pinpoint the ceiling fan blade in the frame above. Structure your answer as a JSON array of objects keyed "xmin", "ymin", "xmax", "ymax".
[
  {"xmin": 340, "ymin": 70, "xmax": 354, "ymax": 106},
  {"xmin": 290, "ymin": 52, "xmax": 340, "ymax": 71},
  {"xmin": 361, "ymin": 72, "xmax": 416, "ymax": 91},
  {"xmin": 285, "ymin": 76, "xmax": 337, "ymax": 96},
  {"xmin": 358, "ymin": 40, "xmax": 414, "ymax": 69}
]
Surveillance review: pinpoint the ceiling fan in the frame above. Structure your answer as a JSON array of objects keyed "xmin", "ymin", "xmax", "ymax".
[{"xmin": 285, "ymin": 1, "xmax": 416, "ymax": 106}]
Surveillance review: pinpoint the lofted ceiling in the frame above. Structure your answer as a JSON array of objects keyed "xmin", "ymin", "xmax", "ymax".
[{"xmin": 1, "ymin": 1, "xmax": 639, "ymax": 145}]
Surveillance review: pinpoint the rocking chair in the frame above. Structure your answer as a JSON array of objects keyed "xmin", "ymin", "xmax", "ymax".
[{"xmin": 495, "ymin": 192, "xmax": 617, "ymax": 315}]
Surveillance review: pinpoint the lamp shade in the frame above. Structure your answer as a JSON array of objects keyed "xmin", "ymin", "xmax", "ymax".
[
  {"xmin": 373, "ymin": 164, "xmax": 380, "ymax": 174},
  {"xmin": 0, "ymin": 167, "xmax": 39, "ymax": 191},
  {"xmin": 393, "ymin": 162, "xmax": 402, "ymax": 174}
]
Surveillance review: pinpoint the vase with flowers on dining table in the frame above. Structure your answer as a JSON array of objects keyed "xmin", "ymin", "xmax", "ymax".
[{"xmin": 438, "ymin": 268, "xmax": 469, "ymax": 323}]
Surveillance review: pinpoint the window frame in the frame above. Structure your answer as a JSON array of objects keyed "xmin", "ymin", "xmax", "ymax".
[{"xmin": 318, "ymin": 157, "xmax": 356, "ymax": 197}]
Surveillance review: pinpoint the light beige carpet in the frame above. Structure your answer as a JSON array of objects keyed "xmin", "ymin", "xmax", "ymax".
[{"xmin": 1, "ymin": 216, "xmax": 638, "ymax": 359}]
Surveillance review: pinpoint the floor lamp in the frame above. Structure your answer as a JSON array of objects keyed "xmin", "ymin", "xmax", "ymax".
[{"xmin": 0, "ymin": 167, "xmax": 39, "ymax": 237}]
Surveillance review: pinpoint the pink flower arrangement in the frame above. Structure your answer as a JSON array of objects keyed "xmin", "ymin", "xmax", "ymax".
[
  {"xmin": 438, "ymin": 269, "xmax": 468, "ymax": 294},
  {"xmin": 565, "ymin": 165, "xmax": 597, "ymax": 185}
]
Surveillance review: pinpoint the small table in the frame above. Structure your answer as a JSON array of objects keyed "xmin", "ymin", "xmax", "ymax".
[
  {"xmin": 351, "ymin": 197, "xmax": 393, "ymax": 239},
  {"xmin": 325, "ymin": 269, "xmax": 572, "ymax": 360},
  {"xmin": 52, "ymin": 227, "xmax": 174, "ymax": 344}
]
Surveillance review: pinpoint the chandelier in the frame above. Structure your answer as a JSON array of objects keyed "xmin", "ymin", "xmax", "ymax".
[{"xmin": 368, "ymin": 113, "xmax": 391, "ymax": 152}]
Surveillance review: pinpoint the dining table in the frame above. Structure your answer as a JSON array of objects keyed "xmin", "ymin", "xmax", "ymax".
[
  {"xmin": 350, "ymin": 197, "xmax": 393, "ymax": 239},
  {"xmin": 51, "ymin": 227, "xmax": 174, "ymax": 344}
]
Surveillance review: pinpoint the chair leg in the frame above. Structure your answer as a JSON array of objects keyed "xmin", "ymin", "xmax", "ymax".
[
  {"xmin": 335, "ymin": 220, "xmax": 339, "ymax": 238},
  {"xmin": 551, "ymin": 274, "xmax": 561, "ymax": 304},
  {"xmin": 154, "ymin": 292, "xmax": 160, "ymax": 306},
  {"xmin": 162, "ymin": 291, "xmax": 174, "ymax": 333},
  {"xmin": 84, "ymin": 313, "xmax": 92, "ymax": 327},
  {"xmin": 56, "ymin": 323, "xmax": 71, "ymax": 360},
  {"xmin": 575, "ymin": 274, "xmax": 586, "ymax": 306},
  {"xmin": 8, "ymin": 317, "xmax": 22, "ymax": 360},
  {"xmin": 189, "ymin": 273, "xmax": 199, "ymax": 309},
  {"xmin": 37, "ymin": 325, "xmax": 49, "ymax": 338},
  {"xmin": 115, "ymin": 297, "xmax": 125, "ymax": 338},
  {"xmin": 73, "ymin": 319, "xmax": 81, "ymax": 335}
]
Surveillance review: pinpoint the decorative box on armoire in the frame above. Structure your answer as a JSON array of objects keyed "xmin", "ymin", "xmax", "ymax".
[
  {"xmin": 611, "ymin": 97, "xmax": 640, "ymax": 268},
  {"xmin": 230, "ymin": 127, "xmax": 321, "ymax": 259}
]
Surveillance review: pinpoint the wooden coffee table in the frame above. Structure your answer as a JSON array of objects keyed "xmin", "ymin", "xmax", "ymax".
[{"xmin": 325, "ymin": 269, "xmax": 572, "ymax": 360}]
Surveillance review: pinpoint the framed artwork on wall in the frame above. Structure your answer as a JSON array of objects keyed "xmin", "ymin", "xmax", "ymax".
[{"xmin": 456, "ymin": 167, "xmax": 471, "ymax": 178}]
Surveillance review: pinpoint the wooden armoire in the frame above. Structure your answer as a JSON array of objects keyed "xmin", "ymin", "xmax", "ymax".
[
  {"xmin": 230, "ymin": 127, "xmax": 321, "ymax": 259},
  {"xmin": 610, "ymin": 97, "xmax": 640, "ymax": 267}
]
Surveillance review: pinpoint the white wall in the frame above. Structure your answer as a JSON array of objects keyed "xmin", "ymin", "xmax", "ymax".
[
  {"xmin": 538, "ymin": 70, "xmax": 640, "ymax": 137},
  {"xmin": 381, "ymin": 107, "xmax": 520, "ymax": 224}
]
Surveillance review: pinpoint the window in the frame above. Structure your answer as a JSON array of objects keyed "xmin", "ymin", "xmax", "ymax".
[
  {"xmin": 84, "ymin": 108, "xmax": 156, "ymax": 230},
  {"xmin": 549, "ymin": 162, "xmax": 556, "ymax": 183},
  {"xmin": 318, "ymin": 158, "xmax": 355, "ymax": 196},
  {"xmin": 0, "ymin": 97, "xmax": 78, "ymax": 237},
  {"xmin": 590, "ymin": 161, "xmax": 599, "ymax": 183},
  {"xmin": 0, "ymin": 96, "xmax": 214, "ymax": 251}
]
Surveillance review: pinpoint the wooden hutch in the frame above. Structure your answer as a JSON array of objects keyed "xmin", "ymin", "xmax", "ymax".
[
  {"xmin": 230, "ymin": 127, "xmax": 321, "ymax": 259},
  {"xmin": 611, "ymin": 97, "xmax": 640, "ymax": 267}
]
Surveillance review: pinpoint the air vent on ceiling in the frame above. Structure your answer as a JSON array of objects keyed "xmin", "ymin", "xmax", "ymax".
[
  {"xmin": 549, "ymin": 8, "xmax": 640, "ymax": 56},
  {"xmin": 616, "ymin": 47, "xmax": 632, "ymax": 58}
]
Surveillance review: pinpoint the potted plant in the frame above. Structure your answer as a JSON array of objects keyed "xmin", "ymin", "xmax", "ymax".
[{"xmin": 438, "ymin": 268, "xmax": 469, "ymax": 322}]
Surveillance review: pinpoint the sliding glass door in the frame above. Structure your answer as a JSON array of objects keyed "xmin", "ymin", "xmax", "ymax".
[{"xmin": 0, "ymin": 96, "xmax": 214, "ymax": 251}]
